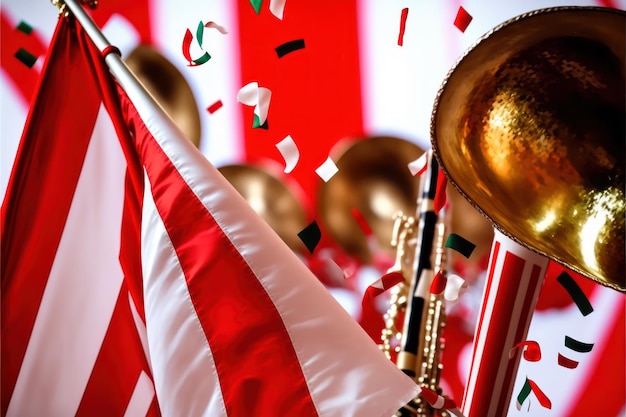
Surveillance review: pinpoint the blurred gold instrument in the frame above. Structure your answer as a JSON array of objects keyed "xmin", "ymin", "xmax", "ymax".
[
  {"xmin": 218, "ymin": 163, "xmax": 309, "ymax": 254},
  {"xmin": 317, "ymin": 136, "xmax": 423, "ymax": 264},
  {"xmin": 431, "ymin": 6, "xmax": 625, "ymax": 291}
]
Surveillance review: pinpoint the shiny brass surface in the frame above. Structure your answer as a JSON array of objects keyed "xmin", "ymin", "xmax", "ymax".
[
  {"xmin": 218, "ymin": 164, "xmax": 308, "ymax": 253},
  {"xmin": 431, "ymin": 7, "xmax": 625, "ymax": 291},
  {"xmin": 318, "ymin": 136, "xmax": 424, "ymax": 264},
  {"xmin": 126, "ymin": 45, "xmax": 202, "ymax": 148}
]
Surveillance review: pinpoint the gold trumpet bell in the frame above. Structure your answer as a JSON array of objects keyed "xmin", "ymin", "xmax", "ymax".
[
  {"xmin": 317, "ymin": 136, "xmax": 424, "ymax": 265},
  {"xmin": 432, "ymin": 7, "xmax": 625, "ymax": 291}
]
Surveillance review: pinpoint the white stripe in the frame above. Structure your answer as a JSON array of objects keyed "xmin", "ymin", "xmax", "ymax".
[
  {"xmin": 151, "ymin": 0, "xmax": 244, "ymax": 167},
  {"xmin": 128, "ymin": 291, "xmax": 153, "ymax": 375},
  {"xmin": 7, "ymin": 107, "xmax": 127, "ymax": 416},
  {"xmin": 123, "ymin": 371, "xmax": 156, "ymax": 417},
  {"xmin": 141, "ymin": 177, "xmax": 227, "ymax": 417}
]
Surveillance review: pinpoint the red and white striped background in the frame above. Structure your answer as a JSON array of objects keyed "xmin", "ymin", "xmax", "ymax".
[{"xmin": 1, "ymin": 1, "xmax": 624, "ymax": 415}]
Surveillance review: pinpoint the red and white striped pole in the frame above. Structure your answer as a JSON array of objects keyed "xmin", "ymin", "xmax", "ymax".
[{"xmin": 462, "ymin": 229, "xmax": 549, "ymax": 417}]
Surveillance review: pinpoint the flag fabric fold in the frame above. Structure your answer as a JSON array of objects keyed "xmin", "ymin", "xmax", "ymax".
[{"xmin": 1, "ymin": 12, "xmax": 419, "ymax": 417}]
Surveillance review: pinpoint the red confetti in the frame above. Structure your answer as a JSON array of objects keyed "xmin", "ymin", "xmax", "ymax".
[
  {"xmin": 397, "ymin": 8, "xmax": 409, "ymax": 46},
  {"xmin": 433, "ymin": 168, "xmax": 448, "ymax": 214},
  {"xmin": 454, "ymin": 6, "xmax": 473, "ymax": 33},
  {"xmin": 430, "ymin": 270, "xmax": 446, "ymax": 294},
  {"xmin": 351, "ymin": 208, "xmax": 373, "ymax": 236},
  {"xmin": 207, "ymin": 100, "xmax": 223, "ymax": 114},
  {"xmin": 557, "ymin": 353, "xmax": 579, "ymax": 369},
  {"xmin": 528, "ymin": 378, "xmax": 552, "ymax": 409}
]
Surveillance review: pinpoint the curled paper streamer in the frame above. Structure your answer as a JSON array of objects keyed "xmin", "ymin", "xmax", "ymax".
[
  {"xmin": 516, "ymin": 377, "xmax": 552, "ymax": 410},
  {"xmin": 408, "ymin": 152, "xmax": 428, "ymax": 176},
  {"xmin": 443, "ymin": 274, "xmax": 467, "ymax": 302},
  {"xmin": 362, "ymin": 271, "xmax": 404, "ymax": 309},
  {"xmin": 275, "ymin": 135, "xmax": 299, "ymax": 173},
  {"xmin": 315, "ymin": 156, "xmax": 339, "ymax": 182},
  {"xmin": 182, "ymin": 21, "xmax": 227, "ymax": 67},
  {"xmin": 237, "ymin": 82, "xmax": 272, "ymax": 127},
  {"xmin": 509, "ymin": 340, "xmax": 541, "ymax": 362}
]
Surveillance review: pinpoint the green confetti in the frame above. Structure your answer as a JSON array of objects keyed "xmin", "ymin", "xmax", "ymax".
[
  {"xmin": 14, "ymin": 48, "xmax": 38, "ymax": 68},
  {"xmin": 17, "ymin": 20, "xmax": 33, "ymax": 35},
  {"xmin": 249, "ymin": 0, "xmax": 262, "ymax": 14}
]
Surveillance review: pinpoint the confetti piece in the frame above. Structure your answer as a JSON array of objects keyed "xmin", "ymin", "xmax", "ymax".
[
  {"xmin": 351, "ymin": 208, "xmax": 373, "ymax": 236},
  {"xmin": 445, "ymin": 233, "xmax": 476, "ymax": 258},
  {"xmin": 430, "ymin": 270, "xmax": 446, "ymax": 294},
  {"xmin": 182, "ymin": 21, "xmax": 227, "ymax": 67},
  {"xmin": 237, "ymin": 82, "xmax": 272, "ymax": 128},
  {"xmin": 270, "ymin": 0, "xmax": 287, "ymax": 19},
  {"xmin": 443, "ymin": 274, "xmax": 467, "ymax": 302},
  {"xmin": 434, "ymin": 168, "xmax": 448, "ymax": 214},
  {"xmin": 557, "ymin": 353, "xmax": 579, "ymax": 369},
  {"xmin": 16, "ymin": 20, "xmax": 33, "ymax": 35},
  {"xmin": 362, "ymin": 271, "xmax": 404, "ymax": 309},
  {"xmin": 454, "ymin": 6, "xmax": 473, "ymax": 32},
  {"xmin": 315, "ymin": 156, "xmax": 339, "ymax": 182},
  {"xmin": 516, "ymin": 377, "xmax": 552, "ymax": 410},
  {"xmin": 398, "ymin": 8, "xmax": 409, "ymax": 46},
  {"xmin": 419, "ymin": 386, "xmax": 459, "ymax": 411},
  {"xmin": 275, "ymin": 39, "xmax": 305, "ymax": 58},
  {"xmin": 556, "ymin": 271, "xmax": 593, "ymax": 316},
  {"xmin": 249, "ymin": 0, "xmax": 262, "ymax": 14},
  {"xmin": 564, "ymin": 336, "xmax": 594, "ymax": 353},
  {"xmin": 207, "ymin": 100, "xmax": 223, "ymax": 114},
  {"xmin": 509, "ymin": 340, "xmax": 541, "ymax": 362},
  {"xmin": 298, "ymin": 221, "xmax": 321, "ymax": 254},
  {"xmin": 275, "ymin": 135, "xmax": 299, "ymax": 173},
  {"xmin": 408, "ymin": 152, "xmax": 428, "ymax": 176},
  {"xmin": 14, "ymin": 48, "xmax": 38, "ymax": 68}
]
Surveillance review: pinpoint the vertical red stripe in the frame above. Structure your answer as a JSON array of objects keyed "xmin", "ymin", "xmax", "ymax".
[
  {"xmin": 466, "ymin": 250, "xmax": 526, "ymax": 417},
  {"xmin": 0, "ymin": 20, "xmax": 102, "ymax": 415},
  {"xmin": 121, "ymin": 92, "xmax": 319, "ymax": 417},
  {"xmin": 494, "ymin": 263, "xmax": 543, "ymax": 415},
  {"xmin": 463, "ymin": 239, "xmax": 499, "ymax": 407},
  {"xmin": 236, "ymin": 1, "xmax": 364, "ymax": 208}
]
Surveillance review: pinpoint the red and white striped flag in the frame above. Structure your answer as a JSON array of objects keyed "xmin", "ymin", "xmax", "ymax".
[{"xmin": 1, "ymin": 13, "xmax": 420, "ymax": 417}]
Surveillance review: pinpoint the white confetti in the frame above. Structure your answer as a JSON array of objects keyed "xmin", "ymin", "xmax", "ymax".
[
  {"xmin": 275, "ymin": 135, "xmax": 299, "ymax": 173},
  {"xmin": 315, "ymin": 156, "xmax": 339, "ymax": 182}
]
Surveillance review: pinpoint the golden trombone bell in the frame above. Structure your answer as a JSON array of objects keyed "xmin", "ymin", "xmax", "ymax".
[{"xmin": 431, "ymin": 7, "xmax": 625, "ymax": 291}]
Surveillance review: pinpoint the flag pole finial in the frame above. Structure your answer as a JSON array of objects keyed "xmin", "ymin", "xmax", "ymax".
[{"xmin": 51, "ymin": 0, "xmax": 98, "ymax": 16}]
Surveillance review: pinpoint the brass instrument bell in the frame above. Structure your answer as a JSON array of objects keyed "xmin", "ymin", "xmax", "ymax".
[
  {"xmin": 317, "ymin": 136, "xmax": 424, "ymax": 264},
  {"xmin": 431, "ymin": 7, "xmax": 625, "ymax": 291},
  {"xmin": 126, "ymin": 44, "xmax": 202, "ymax": 148},
  {"xmin": 218, "ymin": 163, "xmax": 309, "ymax": 253}
]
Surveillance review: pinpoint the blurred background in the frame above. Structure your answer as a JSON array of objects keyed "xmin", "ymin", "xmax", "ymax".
[{"xmin": 1, "ymin": 0, "xmax": 624, "ymax": 415}]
